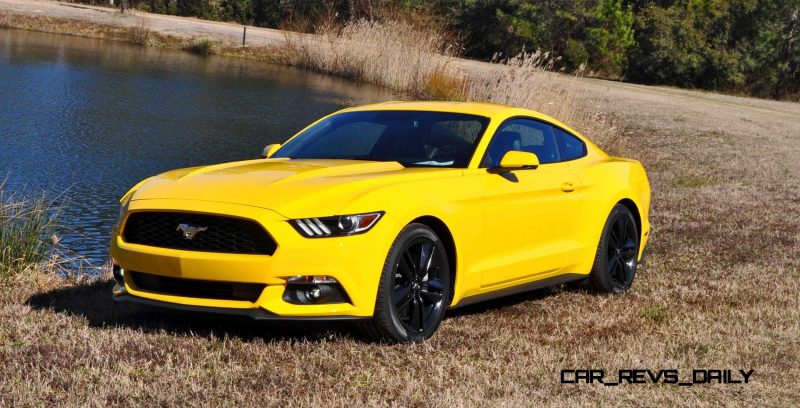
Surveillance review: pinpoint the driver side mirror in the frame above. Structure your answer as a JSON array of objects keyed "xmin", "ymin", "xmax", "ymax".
[
  {"xmin": 261, "ymin": 144, "xmax": 281, "ymax": 159},
  {"xmin": 488, "ymin": 150, "xmax": 539, "ymax": 174}
]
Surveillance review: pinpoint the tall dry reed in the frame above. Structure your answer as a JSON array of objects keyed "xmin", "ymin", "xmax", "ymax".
[
  {"xmin": 284, "ymin": 20, "xmax": 620, "ymax": 151},
  {"xmin": 284, "ymin": 19, "xmax": 458, "ymax": 97},
  {"xmin": 465, "ymin": 52, "xmax": 620, "ymax": 151}
]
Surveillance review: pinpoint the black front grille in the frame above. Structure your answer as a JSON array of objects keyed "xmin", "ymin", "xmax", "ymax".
[
  {"xmin": 130, "ymin": 271, "xmax": 266, "ymax": 302},
  {"xmin": 123, "ymin": 212, "xmax": 276, "ymax": 255}
]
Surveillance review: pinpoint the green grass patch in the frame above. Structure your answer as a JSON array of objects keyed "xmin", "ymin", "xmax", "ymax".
[
  {"xmin": 0, "ymin": 188, "xmax": 56, "ymax": 278},
  {"xmin": 638, "ymin": 306, "xmax": 666, "ymax": 322}
]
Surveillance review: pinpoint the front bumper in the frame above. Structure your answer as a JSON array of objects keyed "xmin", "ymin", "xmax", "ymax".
[
  {"xmin": 110, "ymin": 198, "xmax": 400, "ymax": 319},
  {"xmin": 112, "ymin": 292, "xmax": 367, "ymax": 321}
]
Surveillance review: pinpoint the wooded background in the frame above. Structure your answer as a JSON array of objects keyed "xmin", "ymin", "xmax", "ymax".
[{"xmin": 109, "ymin": 0, "xmax": 799, "ymax": 99}]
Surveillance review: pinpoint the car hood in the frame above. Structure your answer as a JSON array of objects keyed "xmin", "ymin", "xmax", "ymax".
[{"xmin": 130, "ymin": 158, "xmax": 458, "ymax": 217}]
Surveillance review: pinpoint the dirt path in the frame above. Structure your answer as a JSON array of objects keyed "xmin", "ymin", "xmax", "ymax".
[{"xmin": 0, "ymin": 0, "xmax": 288, "ymax": 45}]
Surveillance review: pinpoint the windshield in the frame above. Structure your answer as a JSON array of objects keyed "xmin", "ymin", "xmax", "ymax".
[{"xmin": 272, "ymin": 111, "xmax": 491, "ymax": 168}]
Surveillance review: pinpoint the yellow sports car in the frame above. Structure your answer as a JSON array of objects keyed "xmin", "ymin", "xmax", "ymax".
[{"xmin": 110, "ymin": 101, "xmax": 650, "ymax": 342}]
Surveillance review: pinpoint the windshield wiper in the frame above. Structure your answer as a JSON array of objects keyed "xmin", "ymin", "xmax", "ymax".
[{"xmin": 400, "ymin": 161, "xmax": 454, "ymax": 168}]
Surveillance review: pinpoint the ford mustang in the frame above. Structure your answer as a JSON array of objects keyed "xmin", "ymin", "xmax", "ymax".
[{"xmin": 110, "ymin": 101, "xmax": 650, "ymax": 342}]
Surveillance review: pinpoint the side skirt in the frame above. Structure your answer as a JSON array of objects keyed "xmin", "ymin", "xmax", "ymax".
[{"xmin": 450, "ymin": 273, "xmax": 586, "ymax": 309}]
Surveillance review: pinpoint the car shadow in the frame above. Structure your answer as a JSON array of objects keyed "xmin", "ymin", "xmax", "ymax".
[
  {"xmin": 445, "ymin": 285, "xmax": 565, "ymax": 319},
  {"xmin": 26, "ymin": 278, "xmax": 582, "ymax": 341},
  {"xmin": 26, "ymin": 279, "xmax": 356, "ymax": 342}
]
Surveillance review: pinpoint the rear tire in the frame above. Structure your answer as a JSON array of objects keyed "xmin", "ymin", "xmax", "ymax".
[
  {"xmin": 588, "ymin": 204, "xmax": 639, "ymax": 294},
  {"xmin": 360, "ymin": 223, "xmax": 451, "ymax": 343}
]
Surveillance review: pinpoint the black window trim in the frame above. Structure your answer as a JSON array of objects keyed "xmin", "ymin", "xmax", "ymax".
[{"xmin": 479, "ymin": 115, "xmax": 588, "ymax": 168}]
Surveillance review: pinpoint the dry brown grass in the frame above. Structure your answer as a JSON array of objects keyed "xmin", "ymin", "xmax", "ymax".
[{"xmin": 421, "ymin": 67, "xmax": 469, "ymax": 101}]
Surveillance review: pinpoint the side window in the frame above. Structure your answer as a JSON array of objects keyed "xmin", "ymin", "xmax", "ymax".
[
  {"xmin": 555, "ymin": 128, "xmax": 587, "ymax": 161},
  {"xmin": 483, "ymin": 119, "xmax": 561, "ymax": 167}
]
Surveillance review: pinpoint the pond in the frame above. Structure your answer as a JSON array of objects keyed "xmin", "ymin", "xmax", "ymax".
[{"xmin": 0, "ymin": 28, "xmax": 394, "ymax": 269}]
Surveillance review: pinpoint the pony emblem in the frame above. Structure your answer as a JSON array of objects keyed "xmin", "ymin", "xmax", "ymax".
[{"xmin": 176, "ymin": 223, "xmax": 207, "ymax": 240}]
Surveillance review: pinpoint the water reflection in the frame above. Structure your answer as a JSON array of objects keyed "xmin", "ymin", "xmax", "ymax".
[{"xmin": 0, "ymin": 28, "xmax": 395, "ymax": 267}]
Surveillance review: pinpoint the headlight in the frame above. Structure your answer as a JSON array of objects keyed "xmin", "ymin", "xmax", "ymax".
[
  {"xmin": 290, "ymin": 212, "xmax": 384, "ymax": 238},
  {"xmin": 113, "ymin": 197, "xmax": 131, "ymax": 232}
]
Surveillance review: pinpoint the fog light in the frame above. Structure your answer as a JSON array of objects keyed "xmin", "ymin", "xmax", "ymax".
[
  {"xmin": 306, "ymin": 285, "xmax": 322, "ymax": 301},
  {"xmin": 282, "ymin": 275, "xmax": 350, "ymax": 305},
  {"xmin": 112, "ymin": 264, "xmax": 125, "ymax": 286}
]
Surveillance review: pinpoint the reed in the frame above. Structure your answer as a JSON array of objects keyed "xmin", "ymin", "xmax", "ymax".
[
  {"xmin": 284, "ymin": 19, "xmax": 459, "ymax": 98},
  {"xmin": 465, "ymin": 52, "xmax": 620, "ymax": 151},
  {"xmin": 283, "ymin": 20, "xmax": 620, "ymax": 151},
  {"xmin": 0, "ymin": 186, "xmax": 57, "ymax": 278}
]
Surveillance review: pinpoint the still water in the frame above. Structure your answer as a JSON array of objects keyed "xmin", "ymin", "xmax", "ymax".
[{"xmin": 0, "ymin": 28, "xmax": 394, "ymax": 268}]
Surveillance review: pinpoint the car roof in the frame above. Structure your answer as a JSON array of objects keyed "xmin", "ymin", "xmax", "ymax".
[
  {"xmin": 342, "ymin": 101, "xmax": 514, "ymax": 116},
  {"xmin": 342, "ymin": 101, "xmax": 572, "ymax": 129}
]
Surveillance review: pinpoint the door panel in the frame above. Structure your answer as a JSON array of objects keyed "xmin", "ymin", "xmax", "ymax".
[
  {"xmin": 478, "ymin": 117, "xmax": 584, "ymax": 288},
  {"xmin": 480, "ymin": 163, "xmax": 582, "ymax": 287}
]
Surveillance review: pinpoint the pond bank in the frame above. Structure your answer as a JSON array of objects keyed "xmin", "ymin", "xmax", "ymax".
[{"xmin": 0, "ymin": 1, "xmax": 286, "ymax": 61}]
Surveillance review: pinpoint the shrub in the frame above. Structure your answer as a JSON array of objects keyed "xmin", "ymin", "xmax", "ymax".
[
  {"xmin": 186, "ymin": 39, "xmax": 217, "ymax": 56},
  {"xmin": 129, "ymin": 18, "xmax": 152, "ymax": 46}
]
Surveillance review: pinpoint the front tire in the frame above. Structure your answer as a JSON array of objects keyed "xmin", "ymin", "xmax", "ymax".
[
  {"xmin": 588, "ymin": 204, "xmax": 640, "ymax": 293},
  {"xmin": 361, "ymin": 223, "xmax": 451, "ymax": 343}
]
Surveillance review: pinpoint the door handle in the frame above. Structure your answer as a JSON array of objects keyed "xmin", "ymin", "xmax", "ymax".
[{"xmin": 561, "ymin": 182, "xmax": 576, "ymax": 192}]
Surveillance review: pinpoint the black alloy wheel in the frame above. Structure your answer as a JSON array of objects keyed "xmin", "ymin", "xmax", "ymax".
[
  {"xmin": 361, "ymin": 224, "xmax": 451, "ymax": 343},
  {"xmin": 589, "ymin": 204, "xmax": 640, "ymax": 293},
  {"xmin": 392, "ymin": 237, "xmax": 447, "ymax": 334}
]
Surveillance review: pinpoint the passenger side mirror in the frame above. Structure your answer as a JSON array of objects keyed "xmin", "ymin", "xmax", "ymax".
[
  {"xmin": 261, "ymin": 144, "xmax": 281, "ymax": 159},
  {"xmin": 488, "ymin": 150, "xmax": 539, "ymax": 174}
]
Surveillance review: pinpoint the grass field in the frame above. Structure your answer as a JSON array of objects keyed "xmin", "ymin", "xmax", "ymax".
[{"xmin": 1, "ymin": 3, "xmax": 800, "ymax": 406}]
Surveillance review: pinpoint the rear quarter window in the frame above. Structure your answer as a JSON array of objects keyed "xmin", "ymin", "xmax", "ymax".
[{"xmin": 555, "ymin": 128, "xmax": 587, "ymax": 161}]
